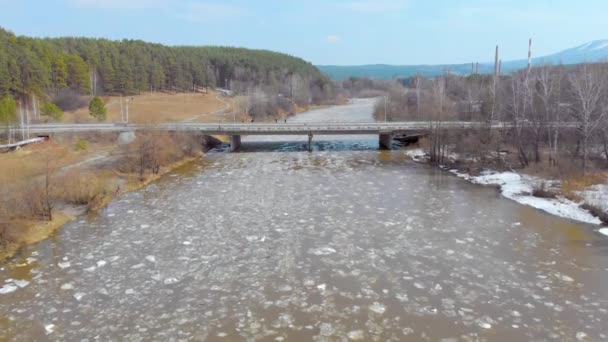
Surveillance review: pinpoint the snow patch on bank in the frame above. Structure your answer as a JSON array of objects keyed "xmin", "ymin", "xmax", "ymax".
[
  {"xmin": 451, "ymin": 170, "xmax": 603, "ymax": 226},
  {"xmin": 405, "ymin": 149, "xmax": 428, "ymax": 162},
  {"xmin": 404, "ymin": 148, "xmax": 607, "ymax": 229},
  {"xmin": 579, "ymin": 184, "xmax": 608, "ymax": 214}
]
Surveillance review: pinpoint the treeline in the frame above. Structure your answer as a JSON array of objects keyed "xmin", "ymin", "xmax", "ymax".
[
  {"xmin": 0, "ymin": 27, "xmax": 334, "ymax": 107},
  {"xmin": 375, "ymin": 63, "xmax": 608, "ymax": 172}
]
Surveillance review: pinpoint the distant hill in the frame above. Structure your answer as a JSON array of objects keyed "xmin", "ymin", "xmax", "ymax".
[
  {"xmin": 0, "ymin": 27, "xmax": 332, "ymax": 104},
  {"xmin": 318, "ymin": 40, "xmax": 608, "ymax": 80}
]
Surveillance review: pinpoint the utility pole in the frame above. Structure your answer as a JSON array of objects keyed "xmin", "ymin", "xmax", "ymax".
[
  {"xmin": 25, "ymin": 101, "xmax": 30, "ymax": 139},
  {"xmin": 120, "ymin": 94, "xmax": 124, "ymax": 122},
  {"xmin": 384, "ymin": 95, "xmax": 388, "ymax": 122},
  {"xmin": 19, "ymin": 100, "xmax": 24, "ymax": 141},
  {"xmin": 125, "ymin": 97, "xmax": 132, "ymax": 123},
  {"xmin": 494, "ymin": 45, "xmax": 500, "ymax": 79},
  {"xmin": 527, "ymin": 38, "xmax": 533, "ymax": 74}
]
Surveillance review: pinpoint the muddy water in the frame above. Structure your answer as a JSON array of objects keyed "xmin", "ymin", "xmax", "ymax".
[{"xmin": 1, "ymin": 99, "xmax": 608, "ymax": 341}]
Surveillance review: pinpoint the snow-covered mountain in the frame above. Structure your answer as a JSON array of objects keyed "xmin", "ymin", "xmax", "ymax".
[
  {"xmin": 319, "ymin": 40, "xmax": 608, "ymax": 80},
  {"xmin": 536, "ymin": 40, "xmax": 608, "ymax": 65}
]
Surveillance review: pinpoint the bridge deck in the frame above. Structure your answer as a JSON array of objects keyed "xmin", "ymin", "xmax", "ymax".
[{"xmin": 16, "ymin": 122, "xmax": 506, "ymax": 135}]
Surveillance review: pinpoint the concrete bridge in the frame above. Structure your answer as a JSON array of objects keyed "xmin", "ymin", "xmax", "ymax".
[{"xmin": 10, "ymin": 121, "xmax": 572, "ymax": 152}]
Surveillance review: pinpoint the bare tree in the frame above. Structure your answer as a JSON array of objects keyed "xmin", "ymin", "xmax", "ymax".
[
  {"xmin": 429, "ymin": 77, "xmax": 448, "ymax": 164},
  {"xmin": 415, "ymin": 75, "xmax": 422, "ymax": 116},
  {"xmin": 507, "ymin": 73, "xmax": 532, "ymax": 167},
  {"xmin": 533, "ymin": 66, "xmax": 563, "ymax": 165},
  {"xmin": 567, "ymin": 64, "xmax": 608, "ymax": 171}
]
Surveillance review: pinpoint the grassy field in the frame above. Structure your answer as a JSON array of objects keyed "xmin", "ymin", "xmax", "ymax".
[
  {"xmin": 0, "ymin": 139, "xmax": 115, "ymax": 184},
  {"xmin": 63, "ymin": 91, "xmax": 234, "ymax": 123}
]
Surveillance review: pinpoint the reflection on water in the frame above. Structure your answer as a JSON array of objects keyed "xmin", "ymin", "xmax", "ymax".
[{"xmin": 1, "ymin": 99, "xmax": 607, "ymax": 341}]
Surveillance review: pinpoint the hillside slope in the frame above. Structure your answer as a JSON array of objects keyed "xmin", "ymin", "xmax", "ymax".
[{"xmin": 0, "ymin": 27, "xmax": 333, "ymax": 104}]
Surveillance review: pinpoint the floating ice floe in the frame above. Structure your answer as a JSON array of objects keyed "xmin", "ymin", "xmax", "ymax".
[
  {"xmin": 319, "ymin": 323, "xmax": 334, "ymax": 337},
  {"xmin": 145, "ymin": 255, "xmax": 157, "ymax": 263},
  {"xmin": 96, "ymin": 260, "xmax": 107, "ymax": 268},
  {"xmin": 60, "ymin": 283, "xmax": 74, "ymax": 290},
  {"xmin": 44, "ymin": 324, "xmax": 57, "ymax": 334},
  {"xmin": 73, "ymin": 292, "xmax": 86, "ymax": 301},
  {"xmin": 556, "ymin": 273, "xmax": 575, "ymax": 283},
  {"xmin": 369, "ymin": 302, "xmax": 386, "ymax": 315},
  {"xmin": 308, "ymin": 246, "xmax": 336, "ymax": 256},
  {"xmin": 58, "ymin": 261, "xmax": 71, "ymax": 269},
  {"xmin": 0, "ymin": 283, "xmax": 18, "ymax": 294},
  {"xmin": 13, "ymin": 279, "xmax": 30, "ymax": 288},
  {"xmin": 347, "ymin": 330, "xmax": 365, "ymax": 340},
  {"xmin": 164, "ymin": 277, "xmax": 179, "ymax": 285},
  {"xmin": 478, "ymin": 322, "xmax": 492, "ymax": 329}
]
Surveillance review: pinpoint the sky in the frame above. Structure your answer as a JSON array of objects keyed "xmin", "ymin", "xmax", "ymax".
[{"xmin": 0, "ymin": 0, "xmax": 606, "ymax": 65}]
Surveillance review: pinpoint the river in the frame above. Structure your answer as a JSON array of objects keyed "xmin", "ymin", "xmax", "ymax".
[{"xmin": 1, "ymin": 99, "xmax": 608, "ymax": 341}]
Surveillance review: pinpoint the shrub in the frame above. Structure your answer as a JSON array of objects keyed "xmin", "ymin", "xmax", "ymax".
[
  {"xmin": 56, "ymin": 172, "xmax": 107, "ymax": 209},
  {"xmin": 40, "ymin": 101, "xmax": 64, "ymax": 121},
  {"xmin": 74, "ymin": 138, "xmax": 89, "ymax": 151},
  {"xmin": 532, "ymin": 181, "xmax": 558, "ymax": 199},
  {"xmin": 581, "ymin": 203, "xmax": 608, "ymax": 225}
]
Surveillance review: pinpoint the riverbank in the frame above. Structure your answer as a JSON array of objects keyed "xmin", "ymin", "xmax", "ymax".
[
  {"xmin": 405, "ymin": 148, "xmax": 608, "ymax": 235},
  {"xmin": 0, "ymin": 149, "xmax": 203, "ymax": 263}
]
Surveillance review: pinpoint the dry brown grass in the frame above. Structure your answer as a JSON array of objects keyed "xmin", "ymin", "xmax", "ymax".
[
  {"xmin": 0, "ymin": 134, "xmax": 202, "ymax": 262},
  {"xmin": 0, "ymin": 213, "xmax": 72, "ymax": 262},
  {"xmin": 562, "ymin": 172, "xmax": 608, "ymax": 200},
  {"xmin": 63, "ymin": 91, "xmax": 233, "ymax": 123},
  {"xmin": 0, "ymin": 140, "xmax": 114, "ymax": 184},
  {"xmin": 56, "ymin": 171, "xmax": 111, "ymax": 208}
]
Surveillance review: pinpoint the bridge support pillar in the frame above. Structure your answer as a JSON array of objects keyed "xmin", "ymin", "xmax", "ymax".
[
  {"xmin": 230, "ymin": 135, "xmax": 241, "ymax": 152},
  {"xmin": 307, "ymin": 132, "xmax": 313, "ymax": 152},
  {"xmin": 379, "ymin": 133, "xmax": 393, "ymax": 150}
]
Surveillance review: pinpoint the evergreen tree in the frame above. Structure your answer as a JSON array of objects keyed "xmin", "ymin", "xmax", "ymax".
[
  {"xmin": 65, "ymin": 54, "xmax": 90, "ymax": 93},
  {"xmin": 0, "ymin": 26, "xmax": 333, "ymax": 104},
  {"xmin": 40, "ymin": 101, "xmax": 63, "ymax": 121},
  {"xmin": 51, "ymin": 55, "xmax": 68, "ymax": 89},
  {"xmin": 88, "ymin": 96, "xmax": 106, "ymax": 121},
  {"xmin": 0, "ymin": 96, "xmax": 17, "ymax": 140}
]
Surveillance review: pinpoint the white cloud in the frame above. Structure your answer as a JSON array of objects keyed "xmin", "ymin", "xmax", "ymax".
[
  {"xmin": 340, "ymin": 0, "xmax": 408, "ymax": 14},
  {"xmin": 326, "ymin": 35, "xmax": 340, "ymax": 43}
]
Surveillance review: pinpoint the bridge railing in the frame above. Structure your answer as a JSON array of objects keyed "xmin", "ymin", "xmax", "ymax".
[{"xmin": 3, "ymin": 121, "xmax": 581, "ymax": 134}]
